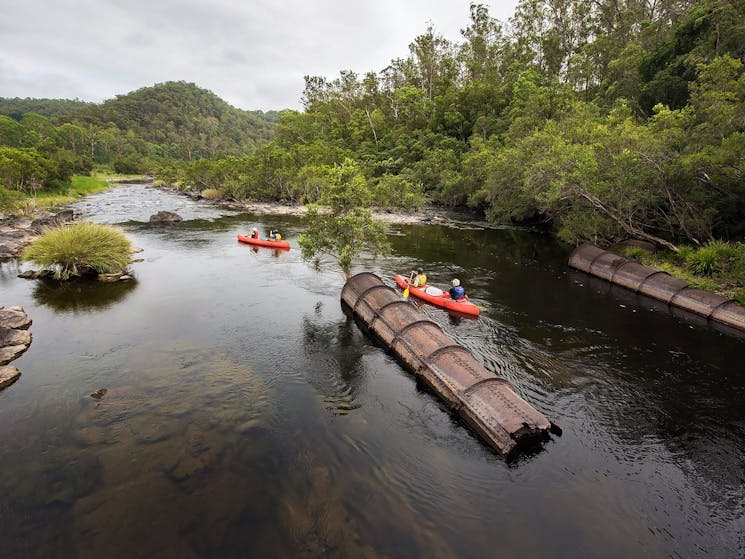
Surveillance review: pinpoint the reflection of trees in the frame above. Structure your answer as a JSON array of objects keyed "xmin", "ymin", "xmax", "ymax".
[
  {"xmin": 301, "ymin": 308, "xmax": 369, "ymax": 415},
  {"xmin": 32, "ymin": 277, "xmax": 137, "ymax": 313}
]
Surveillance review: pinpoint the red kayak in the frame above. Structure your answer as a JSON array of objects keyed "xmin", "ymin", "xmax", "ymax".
[
  {"xmin": 395, "ymin": 275, "xmax": 480, "ymax": 316},
  {"xmin": 237, "ymin": 234, "xmax": 290, "ymax": 250}
]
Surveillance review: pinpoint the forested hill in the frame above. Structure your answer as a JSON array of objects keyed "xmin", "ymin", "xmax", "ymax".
[
  {"xmin": 0, "ymin": 97, "xmax": 92, "ymax": 121},
  {"xmin": 69, "ymin": 81, "xmax": 277, "ymax": 159}
]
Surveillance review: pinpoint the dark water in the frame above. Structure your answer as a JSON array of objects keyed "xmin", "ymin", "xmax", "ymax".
[{"xmin": 1, "ymin": 184, "xmax": 743, "ymax": 558}]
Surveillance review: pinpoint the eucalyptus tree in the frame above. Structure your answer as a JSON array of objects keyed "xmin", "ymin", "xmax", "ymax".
[{"xmin": 299, "ymin": 159, "xmax": 389, "ymax": 278}]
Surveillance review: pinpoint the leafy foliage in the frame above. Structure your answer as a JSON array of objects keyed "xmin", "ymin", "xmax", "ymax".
[
  {"xmin": 22, "ymin": 222, "xmax": 133, "ymax": 280},
  {"xmin": 298, "ymin": 159, "xmax": 390, "ymax": 276},
  {"xmin": 5, "ymin": 1, "xmax": 745, "ymax": 259},
  {"xmin": 183, "ymin": 0, "xmax": 743, "ymax": 252}
]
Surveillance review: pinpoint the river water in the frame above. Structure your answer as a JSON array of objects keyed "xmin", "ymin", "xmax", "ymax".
[{"xmin": 0, "ymin": 184, "xmax": 742, "ymax": 558}]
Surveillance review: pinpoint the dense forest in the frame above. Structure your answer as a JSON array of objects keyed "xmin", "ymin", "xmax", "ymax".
[
  {"xmin": 2, "ymin": 0, "xmax": 744, "ymax": 252},
  {"xmin": 169, "ymin": 0, "xmax": 744, "ymax": 251},
  {"xmin": 0, "ymin": 97, "xmax": 92, "ymax": 120}
]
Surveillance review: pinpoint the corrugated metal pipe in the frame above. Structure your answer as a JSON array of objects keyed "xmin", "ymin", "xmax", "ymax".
[
  {"xmin": 569, "ymin": 244, "xmax": 745, "ymax": 333},
  {"xmin": 341, "ymin": 272, "xmax": 553, "ymax": 457}
]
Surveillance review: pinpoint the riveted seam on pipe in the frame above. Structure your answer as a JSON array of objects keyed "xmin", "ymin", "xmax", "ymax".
[
  {"xmin": 608, "ymin": 257, "xmax": 631, "ymax": 284},
  {"xmin": 413, "ymin": 344, "xmax": 472, "ymax": 386},
  {"xmin": 353, "ymin": 284, "xmax": 395, "ymax": 313},
  {"xmin": 636, "ymin": 270, "xmax": 669, "ymax": 293},
  {"xmin": 391, "ymin": 320, "xmax": 443, "ymax": 349},
  {"xmin": 669, "ymin": 285, "xmax": 692, "ymax": 307},
  {"xmin": 420, "ymin": 343, "xmax": 472, "ymax": 364},
  {"xmin": 587, "ymin": 248, "xmax": 609, "ymax": 274},
  {"xmin": 370, "ymin": 300, "xmax": 415, "ymax": 329},
  {"xmin": 459, "ymin": 376, "xmax": 510, "ymax": 397},
  {"xmin": 706, "ymin": 298, "xmax": 735, "ymax": 321}
]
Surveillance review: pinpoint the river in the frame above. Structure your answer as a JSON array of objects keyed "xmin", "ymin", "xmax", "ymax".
[{"xmin": 0, "ymin": 184, "xmax": 742, "ymax": 558}]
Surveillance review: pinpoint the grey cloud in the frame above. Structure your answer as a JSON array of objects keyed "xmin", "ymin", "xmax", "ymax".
[{"xmin": 0, "ymin": 0, "xmax": 518, "ymax": 111}]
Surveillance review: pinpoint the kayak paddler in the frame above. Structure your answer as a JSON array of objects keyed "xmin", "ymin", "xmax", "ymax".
[{"xmin": 408, "ymin": 267, "xmax": 427, "ymax": 287}]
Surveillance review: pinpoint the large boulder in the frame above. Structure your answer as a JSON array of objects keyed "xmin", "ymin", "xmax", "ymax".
[
  {"xmin": 0, "ymin": 345, "xmax": 27, "ymax": 366},
  {"xmin": 149, "ymin": 211, "xmax": 182, "ymax": 223},
  {"xmin": 0, "ymin": 327, "xmax": 32, "ymax": 347},
  {"xmin": 0, "ymin": 307, "xmax": 32, "ymax": 330},
  {"xmin": 0, "ymin": 365, "xmax": 21, "ymax": 390}
]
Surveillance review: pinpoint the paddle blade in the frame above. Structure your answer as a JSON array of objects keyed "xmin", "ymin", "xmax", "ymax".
[{"xmin": 403, "ymin": 286, "xmax": 410, "ymax": 298}]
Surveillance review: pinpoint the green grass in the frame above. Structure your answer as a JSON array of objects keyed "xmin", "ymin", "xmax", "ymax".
[{"xmin": 22, "ymin": 222, "xmax": 133, "ymax": 280}]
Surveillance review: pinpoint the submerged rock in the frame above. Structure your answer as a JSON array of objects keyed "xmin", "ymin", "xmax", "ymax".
[
  {"xmin": 90, "ymin": 388, "xmax": 108, "ymax": 400},
  {"xmin": 149, "ymin": 210, "xmax": 182, "ymax": 223}
]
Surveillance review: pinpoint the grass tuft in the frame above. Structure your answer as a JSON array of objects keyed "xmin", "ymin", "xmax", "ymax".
[
  {"xmin": 200, "ymin": 188, "xmax": 222, "ymax": 200},
  {"xmin": 22, "ymin": 222, "xmax": 132, "ymax": 280}
]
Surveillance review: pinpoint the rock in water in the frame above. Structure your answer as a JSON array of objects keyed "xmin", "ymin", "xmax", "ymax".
[
  {"xmin": 0, "ymin": 327, "xmax": 32, "ymax": 347},
  {"xmin": 0, "ymin": 307, "xmax": 31, "ymax": 330},
  {"xmin": 0, "ymin": 365, "xmax": 21, "ymax": 390},
  {"xmin": 90, "ymin": 388, "xmax": 108, "ymax": 400},
  {"xmin": 149, "ymin": 211, "xmax": 182, "ymax": 223},
  {"xmin": 0, "ymin": 345, "xmax": 28, "ymax": 366}
]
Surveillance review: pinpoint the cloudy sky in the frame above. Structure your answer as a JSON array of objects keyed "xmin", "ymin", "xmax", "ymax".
[{"xmin": 0, "ymin": 0, "xmax": 517, "ymax": 111}]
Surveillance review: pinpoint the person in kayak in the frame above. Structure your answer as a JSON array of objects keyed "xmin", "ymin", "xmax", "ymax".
[
  {"xmin": 269, "ymin": 229, "xmax": 282, "ymax": 241},
  {"xmin": 408, "ymin": 267, "xmax": 427, "ymax": 287},
  {"xmin": 250, "ymin": 227, "xmax": 259, "ymax": 239},
  {"xmin": 449, "ymin": 278, "xmax": 467, "ymax": 301}
]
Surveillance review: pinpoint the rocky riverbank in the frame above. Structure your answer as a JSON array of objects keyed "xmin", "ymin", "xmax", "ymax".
[
  {"xmin": 155, "ymin": 184, "xmax": 467, "ymax": 226},
  {"xmin": 0, "ymin": 306, "xmax": 32, "ymax": 391},
  {"xmin": 0, "ymin": 210, "xmax": 75, "ymax": 262}
]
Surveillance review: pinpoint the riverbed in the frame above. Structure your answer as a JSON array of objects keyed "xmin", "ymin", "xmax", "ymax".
[{"xmin": 0, "ymin": 184, "xmax": 742, "ymax": 558}]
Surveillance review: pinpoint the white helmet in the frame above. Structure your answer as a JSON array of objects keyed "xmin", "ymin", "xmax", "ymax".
[
  {"xmin": 252, "ymin": 227, "xmax": 258, "ymax": 232},
  {"xmin": 451, "ymin": 278, "xmax": 460, "ymax": 287}
]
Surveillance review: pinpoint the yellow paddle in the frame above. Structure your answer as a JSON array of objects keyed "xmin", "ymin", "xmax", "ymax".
[{"xmin": 403, "ymin": 271, "xmax": 416, "ymax": 298}]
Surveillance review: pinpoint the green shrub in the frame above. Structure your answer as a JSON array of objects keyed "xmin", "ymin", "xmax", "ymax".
[
  {"xmin": 200, "ymin": 188, "xmax": 221, "ymax": 200},
  {"xmin": 734, "ymin": 289, "xmax": 745, "ymax": 306},
  {"xmin": 684, "ymin": 240, "xmax": 742, "ymax": 276},
  {"xmin": 685, "ymin": 245, "xmax": 719, "ymax": 275},
  {"xmin": 0, "ymin": 186, "xmax": 23, "ymax": 213},
  {"xmin": 22, "ymin": 222, "xmax": 132, "ymax": 280},
  {"xmin": 371, "ymin": 174, "xmax": 425, "ymax": 209}
]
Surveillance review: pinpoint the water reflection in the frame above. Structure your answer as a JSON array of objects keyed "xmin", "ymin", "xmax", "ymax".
[
  {"xmin": 32, "ymin": 277, "xmax": 138, "ymax": 312},
  {"xmin": 301, "ymin": 308, "xmax": 367, "ymax": 415}
]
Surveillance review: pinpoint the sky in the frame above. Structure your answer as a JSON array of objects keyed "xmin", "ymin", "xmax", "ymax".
[{"xmin": 0, "ymin": 0, "xmax": 518, "ymax": 111}]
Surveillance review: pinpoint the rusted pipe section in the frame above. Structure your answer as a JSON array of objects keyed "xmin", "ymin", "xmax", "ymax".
[
  {"xmin": 341, "ymin": 272, "xmax": 552, "ymax": 457},
  {"xmin": 569, "ymin": 244, "xmax": 745, "ymax": 332}
]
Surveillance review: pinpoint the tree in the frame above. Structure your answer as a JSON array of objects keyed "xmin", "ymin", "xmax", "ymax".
[{"xmin": 299, "ymin": 159, "xmax": 389, "ymax": 277}]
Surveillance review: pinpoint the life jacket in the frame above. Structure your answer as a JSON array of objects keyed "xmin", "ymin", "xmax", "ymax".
[
  {"xmin": 413, "ymin": 273, "xmax": 427, "ymax": 287},
  {"xmin": 450, "ymin": 285, "xmax": 465, "ymax": 300},
  {"xmin": 273, "ymin": 232, "xmax": 282, "ymax": 241}
]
